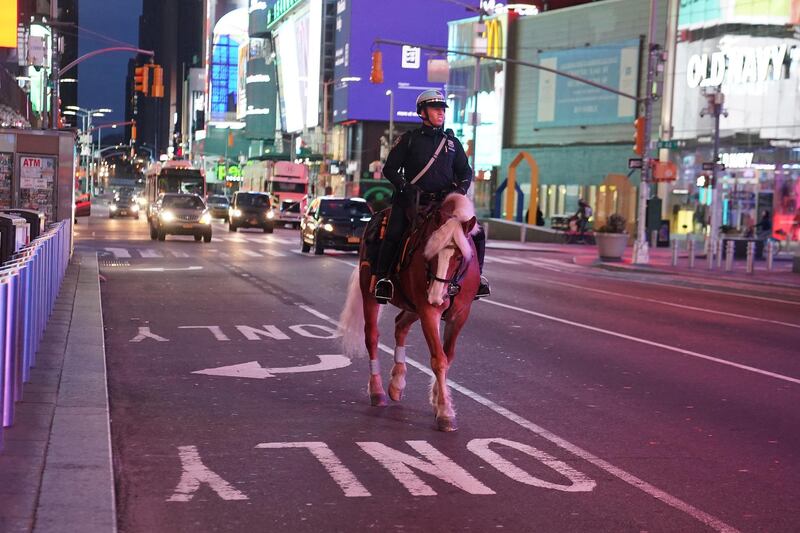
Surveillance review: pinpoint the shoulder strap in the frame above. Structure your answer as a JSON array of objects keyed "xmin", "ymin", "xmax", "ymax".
[{"xmin": 409, "ymin": 136, "xmax": 447, "ymax": 185}]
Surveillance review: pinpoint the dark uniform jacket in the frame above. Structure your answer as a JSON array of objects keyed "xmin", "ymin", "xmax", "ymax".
[{"xmin": 382, "ymin": 125, "xmax": 473, "ymax": 196}]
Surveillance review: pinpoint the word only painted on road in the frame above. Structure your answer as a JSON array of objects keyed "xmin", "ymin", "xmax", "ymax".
[
  {"xmin": 167, "ymin": 438, "xmax": 596, "ymax": 502},
  {"xmin": 129, "ymin": 323, "xmax": 340, "ymax": 343}
]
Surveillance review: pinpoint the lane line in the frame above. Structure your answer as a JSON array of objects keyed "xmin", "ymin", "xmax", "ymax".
[
  {"xmin": 626, "ymin": 278, "xmax": 800, "ymax": 307},
  {"xmin": 483, "ymin": 256, "xmax": 522, "ymax": 265},
  {"xmin": 482, "ymin": 299, "xmax": 800, "ymax": 385},
  {"xmin": 261, "ymin": 249, "xmax": 287, "ymax": 257},
  {"xmin": 241, "ymin": 249, "xmax": 263, "ymax": 257},
  {"xmin": 515, "ymin": 272, "xmax": 800, "ymax": 330},
  {"xmin": 268, "ymin": 236, "xmax": 295, "ymax": 245},
  {"xmin": 297, "ymin": 303, "xmax": 739, "ymax": 533}
]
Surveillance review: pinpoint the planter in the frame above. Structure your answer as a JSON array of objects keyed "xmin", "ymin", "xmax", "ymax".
[{"xmin": 596, "ymin": 233, "xmax": 628, "ymax": 261}]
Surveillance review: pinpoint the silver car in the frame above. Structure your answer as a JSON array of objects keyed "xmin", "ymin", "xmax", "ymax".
[{"xmin": 149, "ymin": 193, "xmax": 213, "ymax": 242}]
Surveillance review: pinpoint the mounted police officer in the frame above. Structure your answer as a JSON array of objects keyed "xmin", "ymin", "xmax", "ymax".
[{"xmin": 373, "ymin": 89, "xmax": 490, "ymax": 303}]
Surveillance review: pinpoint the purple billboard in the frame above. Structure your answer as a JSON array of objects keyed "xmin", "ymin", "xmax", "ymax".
[{"xmin": 333, "ymin": 0, "xmax": 465, "ymax": 124}]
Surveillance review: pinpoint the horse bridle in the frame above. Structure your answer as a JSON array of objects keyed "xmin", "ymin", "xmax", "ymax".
[{"xmin": 426, "ymin": 243, "xmax": 469, "ymax": 297}]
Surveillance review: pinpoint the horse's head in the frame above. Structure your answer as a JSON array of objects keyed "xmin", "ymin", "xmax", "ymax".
[{"xmin": 422, "ymin": 194, "xmax": 478, "ymax": 306}]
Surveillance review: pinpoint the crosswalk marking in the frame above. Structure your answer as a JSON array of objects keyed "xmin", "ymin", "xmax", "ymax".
[
  {"xmin": 225, "ymin": 236, "xmax": 248, "ymax": 243},
  {"xmin": 104, "ymin": 247, "xmax": 131, "ymax": 258},
  {"xmin": 261, "ymin": 249, "xmax": 287, "ymax": 257},
  {"xmin": 139, "ymin": 248, "xmax": 163, "ymax": 258},
  {"xmin": 171, "ymin": 250, "xmax": 190, "ymax": 258},
  {"xmin": 483, "ymin": 256, "xmax": 520, "ymax": 265},
  {"xmin": 267, "ymin": 236, "xmax": 295, "ymax": 245},
  {"xmin": 241, "ymin": 249, "xmax": 263, "ymax": 257}
]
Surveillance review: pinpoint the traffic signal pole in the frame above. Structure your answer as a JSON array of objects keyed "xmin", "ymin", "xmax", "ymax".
[{"xmin": 632, "ymin": 0, "xmax": 660, "ymax": 264}]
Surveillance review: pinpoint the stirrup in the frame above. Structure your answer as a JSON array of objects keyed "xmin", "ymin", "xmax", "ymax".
[
  {"xmin": 374, "ymin": 278, "xmax": 394, "ymax": 304},
  {"xmin": 475, "ymin": 275, "xmax": 491, "ymax": 300}
]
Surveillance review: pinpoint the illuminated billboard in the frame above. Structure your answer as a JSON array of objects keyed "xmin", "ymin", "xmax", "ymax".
[
  {"xmin": 0, "ymin": 0, "xmax": 16, "ymax": 48},
  {"xmin": 678, "ymin": 0, "xmax": 800, "ymax": 29},
  {"xmin": 273, "ymin": 0, "xmax": 322, "ymax": 133},
  {"xmin": 333, "ymin": 0, "xmax": 465, "ymax": 123}
]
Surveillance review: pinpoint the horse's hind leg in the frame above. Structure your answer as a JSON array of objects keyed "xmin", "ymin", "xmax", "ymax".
[
  {"xmin": 363, "ymin": 281, "xmax": 387, "ymax": 406},
  {"xmin": 389, "ymin": 311, "xmax": 417, "ymax": 401}
]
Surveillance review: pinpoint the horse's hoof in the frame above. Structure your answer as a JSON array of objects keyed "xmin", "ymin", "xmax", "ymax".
[
  {"xmin": 370, "ymin": 393, "xmax": 388, "ymax": 406},
  {"xmin": 435, "ymin": 416, "xmax": 458, "ymax": 432},
  {"xmin": 388, "ymin": 384, "xmax": 404, "ymax": 402}
]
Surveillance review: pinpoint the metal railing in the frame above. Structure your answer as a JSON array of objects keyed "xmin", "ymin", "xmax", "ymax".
[{"xmin": 0, "ymin": 221, "xmax": 71, "ymax": 450}]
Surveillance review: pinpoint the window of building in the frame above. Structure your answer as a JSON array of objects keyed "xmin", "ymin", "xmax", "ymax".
[{"xmin": 211, "ymin": 35, "xmax": 239, "ymax": 120}]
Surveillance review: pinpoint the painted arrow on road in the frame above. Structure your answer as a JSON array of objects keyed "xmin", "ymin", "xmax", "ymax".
[{"xmin": 192, "ymin": 354, "xmax": 351, "ymax": 379}]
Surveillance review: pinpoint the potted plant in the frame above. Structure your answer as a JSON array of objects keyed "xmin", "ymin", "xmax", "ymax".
[{"xmin": 595, "ymin": 213, "xmax": 628, "ymax": 261}]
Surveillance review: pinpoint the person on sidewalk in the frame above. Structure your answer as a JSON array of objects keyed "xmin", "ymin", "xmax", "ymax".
[
  {"xmin": 372, "ymin": 89, "xmax": 490, "ymax": 303},
  {"xmin": 574, "ymin": 198, "xmax": 592, "ymax": 242},
  {"xmin": 755, "ymin": 210, "xmax": 772, "ymax": 241}
]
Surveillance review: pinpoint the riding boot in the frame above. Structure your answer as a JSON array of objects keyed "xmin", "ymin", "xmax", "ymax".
[
  {"xmin": 374, "ymin": 238, "xmax": 400, "ymax": 303},
  {"xmin": 472, "ymin": 227, "xmax": 491, "ymax": 299}
]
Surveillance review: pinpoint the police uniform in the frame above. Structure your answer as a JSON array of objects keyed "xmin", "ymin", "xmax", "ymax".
[{"xmin": 374, "ymin": 125, "xmax": 488, "ymax": 299}]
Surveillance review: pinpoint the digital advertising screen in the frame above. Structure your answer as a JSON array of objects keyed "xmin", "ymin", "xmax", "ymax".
[{"xmin": 332, "ymin": 0, "xmax": 465, "ymax": 124}]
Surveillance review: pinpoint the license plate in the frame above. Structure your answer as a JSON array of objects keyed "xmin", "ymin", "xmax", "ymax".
[
  {"xmin": 182, "ymin": 224, "xmax": 194, "ymax": 229},
  {"xmin": 347, "ymin": 236, "xmax": 360, "ymax": 244}
]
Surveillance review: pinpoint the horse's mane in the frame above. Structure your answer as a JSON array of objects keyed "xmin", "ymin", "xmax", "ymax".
[{"xmin": 423, "ymin": 193, "xmax": 477, "ymax": 261}]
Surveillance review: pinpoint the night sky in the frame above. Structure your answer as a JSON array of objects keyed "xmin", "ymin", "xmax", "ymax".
[{"xmin": 76, "ymin": 0, "xmax": 142, "ymax": 129}]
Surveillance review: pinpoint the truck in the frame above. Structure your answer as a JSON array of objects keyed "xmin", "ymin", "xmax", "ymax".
[{"xmin": 241, "ymin": 160, "xmax": 309, "ymax": 228}]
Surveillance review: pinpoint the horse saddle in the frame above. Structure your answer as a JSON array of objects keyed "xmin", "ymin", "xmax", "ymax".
[{"xmin": 363, "ymin": 206, "xmax": 435, "ymax": 277}]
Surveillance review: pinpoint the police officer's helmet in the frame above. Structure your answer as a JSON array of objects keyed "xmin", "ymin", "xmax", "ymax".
[{"xmin": 416, "ymin": 89, "xmax": 449, "ymax": 115}]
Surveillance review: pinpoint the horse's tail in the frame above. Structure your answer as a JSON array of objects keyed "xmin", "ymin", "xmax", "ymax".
[{"xmin": 338, "ymin": 266, "xmax": 366, "ymax": 358}]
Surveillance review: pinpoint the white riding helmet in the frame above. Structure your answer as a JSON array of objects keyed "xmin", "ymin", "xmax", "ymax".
[{"xmin": 416, "ymin": 89, "xmax": 449, "ymax": 114}]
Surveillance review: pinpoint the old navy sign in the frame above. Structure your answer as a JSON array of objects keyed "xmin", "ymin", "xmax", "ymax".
[{"xmin": 686, "ymin": 43, "xmax": 799, "ymax": 88}]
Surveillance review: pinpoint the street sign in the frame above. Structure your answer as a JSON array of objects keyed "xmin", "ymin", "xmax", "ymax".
[
  {"xmin": 657, "ymin": 139, "xmax": 680, "ymax": 149},
  {"xmin": 652, "ymin": 161, "xmax": 678, "ymax": 182},
  {"xmin": 628, "ymin": 158, "xmax": 643, "ymax": 169},
  {"xmin": 701, "ymin": 162, "xmax": 725, "ymax": 171}
]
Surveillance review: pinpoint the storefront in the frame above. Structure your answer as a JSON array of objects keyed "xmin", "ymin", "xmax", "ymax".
[{"xmin": 666, "ymin": 0, "xmax": 800, "ymax": 239}]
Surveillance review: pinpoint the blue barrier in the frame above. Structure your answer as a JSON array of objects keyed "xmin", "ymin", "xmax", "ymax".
[{"xmin": 0, "ymin": 220, "xmax": 70, "ymax": 451}]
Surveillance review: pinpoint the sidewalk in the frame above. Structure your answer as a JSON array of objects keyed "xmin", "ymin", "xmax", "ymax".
[
  {"xmin": 487, "ymin": 239, "xmax": 800, "ymax": 288},
  {"xmin": 0, "ymin": 253, "xmax": 116, "ymax": 533}
]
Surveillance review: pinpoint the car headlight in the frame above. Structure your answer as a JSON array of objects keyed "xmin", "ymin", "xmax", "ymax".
[
  {"xmin": 131, "ymin": 204, "xmax": 140, "ymax": 212},
  {"xmin": 200, "ymin": 213, "xmax": 212, "ymax": 224},
  {"xmin": 266, "ymin": 210, "xmax": 275, "ymax": 219},
  {"xmin": 160, "ymin": 210, "xmax": 176, "ymax": 222},
  {"xmin": 109, "ymin": 204, "xmax": 117, "ymax": 211},
  {"xmin": 231, "ymin": 208, "xmax": 242, "ymax": 217},
  {"xmin": 322, "ymin": 223, "xmax": 334, "ymax": 232}
]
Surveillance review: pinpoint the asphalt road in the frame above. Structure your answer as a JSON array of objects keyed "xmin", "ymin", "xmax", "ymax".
[{"xmin": 76, "ymin": 204, "xmax": 800, "ymax": 532}]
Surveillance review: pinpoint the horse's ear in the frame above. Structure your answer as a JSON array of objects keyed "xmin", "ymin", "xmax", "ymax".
[{"xmin": 463, "ymin": 216, "xmax": 477, "ymax": 234}]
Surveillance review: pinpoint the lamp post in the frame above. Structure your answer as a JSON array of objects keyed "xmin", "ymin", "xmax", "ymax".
[
  {"xmin": 385, "ymin": 89, "xmax": 394, "ymax": 148},
  {"xmin": 64, "ymin": 106, "xmax": 112, "ymax": 193}
]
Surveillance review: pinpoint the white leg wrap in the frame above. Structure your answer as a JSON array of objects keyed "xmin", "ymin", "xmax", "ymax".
[
  {"xmin": 394, "ymin": 346, "xmax": 406, "ymax": 364},
  {"xmin": 369, "ymin": 359, "xmax": 381, "ymax": 375}
]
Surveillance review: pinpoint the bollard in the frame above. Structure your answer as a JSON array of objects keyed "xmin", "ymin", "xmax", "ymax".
[
  {"xmin": 707, "ymin": 238, "xmax": 715, "ymax": 270},
  {"xmin": 650, "ymin": 230, "xmax": 658, "ymax": 249},
  {"xmin": 1, "ymin": 270, "xmax": 19, "ymax": 427},
  {"xmin": 484, "ymin": 221, "xmax": 490, "ymax": 242},
  {"xmin": 671, "ymin": 239, "xmax": 678, "ymax": 266},
  {"xmin": 520, "ymin": 223, "xmax": 526, "ymax": 243},
  {"xmin": 746, "ymin": 241, "xmax": 755, "ymax": 274},
  {"xmin": 725, "ymin": 240, "xmax": 734, "ymax": 272},
  {"xmin": 717, "ymin": 239, "xmax": 724, "ymax": 268},
  {"xmin": 766, "ymin": 240, "xmax": 775, "ymax": 271},
  {"xmin": 688, "ymin": 238, "xmax": 696, "ymax": 269}
]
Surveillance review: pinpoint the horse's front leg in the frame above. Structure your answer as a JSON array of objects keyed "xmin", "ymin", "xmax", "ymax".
[
  {"xmin": 389, "ymin": 311, "xmax": 417, "ymax": 401},
  {"xmin": 419, "ymin": 309, "xmax": 456, "ymax": 431},
  {"xmin": 363, "ymin": 291, "xmax": 387, "ymax": 406}
]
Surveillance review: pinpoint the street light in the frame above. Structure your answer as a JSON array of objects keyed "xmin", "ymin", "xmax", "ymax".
[
  {"xmin": 385, "ymin": 89, "xmax": 394, "ymax": 147},
  {"xmin": 66, "ymin": 106, "xmax": 113, "ymax": 194}
]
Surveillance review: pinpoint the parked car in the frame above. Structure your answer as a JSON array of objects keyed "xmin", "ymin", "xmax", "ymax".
[
  {"xmin": 206, "ymin": 194, "xmax": 230, "ymax": 221},
  {"xmin": 149, "ymin": 193, "xmax": 212, "ymax": 242},
  {"xmin": 75, "ymin": 193, "xmax": 91, "ymax": 218},
  {"xmin": 300, "ymin": 197, "xmax": 372, "ymax": 255},
  {"xmin": 109, "ymin": 194, "xmax": 140, "ymax": 219},
  {"xmin": 228, "ymin": 191, "xmax": 275, "ymax": 233}
]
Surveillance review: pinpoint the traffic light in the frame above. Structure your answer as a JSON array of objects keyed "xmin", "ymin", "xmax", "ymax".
[
  {"xmin": 131, "ymin": 120, "xmax": 137, "ymax": 142},
  {"xmin": 150, "ymin": 65, "xmax": 164, "ymax": 98},
  {"xmin": 134, "ymin": 66, "xmax": 149, "ymax": 95},
  {"xmin": 633, "ymin": 117, "xmax": 645, "ymax": 156},
  {"xmin": 369, "ymin": 50, "xmax": 384, "ymax": 84},
  {"xmin": 695, "ymin": 174, "xmax": 714, "ymax": 188}
]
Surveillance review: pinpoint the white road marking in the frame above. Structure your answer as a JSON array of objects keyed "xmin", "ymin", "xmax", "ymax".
[
  {"xmin": 167, "ymin": 445, "xmax": 248, "ymax": 502},
  {"xmin": 483, "ymin": 299, "xmax": 800, "ymax": 385},
  {"xmin": 241, "ymin": 249, "xmax": 263, "ymax": 257},
  {"xmin": 131, "ymin": 266, "xmax": 203, "ymax": 272},
  {"xmin": 261, "ymin": 249, "xmax": 286, "ymax": 257},
  {"xmin": 178, "ymin": 325, "xmax": 230, "ymax": 341},
  {"xmin": 192, "ymin": 354, "xmax": 351, "ymax": 379},
  {"xmin": 626, "ymin": 278, "xmax": 800, "ymax": 307},
  {"xmin": 288, "ymin": 324, "xmax": 340, "ymax": 339},
  {"xmin": 226, "ymin": 236, "xmax": 248, "ymax": 243},
  {"xmin": 357, "ymin": 441, "xmax": 495, "ymax": 496},
  {"xmin": 267, "ymin": 236, "xmax": 295, "ymax": 245},
  {"xmin": 104, "ymin": 247, "xmax": 131, "ymax": 258},
  {"xmin": 235, "ymin": 325, "xmax": 290, "ymax": 340},
  {"xmin": 139, "ymin": 248, "xmax": 163, "ymax": 258},
  {"xmin": 256, "ymin": 442, "xmax": 370, "ymax": 497},
  {"xmin": 483, "ymin": 256, "xmax": 522, "ymax": 265},
  {"xmin": 514, "ymin": 257, "xmax": 584, "ymax": 270},
  {"xmin": 170, "ymin": 250, "xmax": 190, "ymax": 258},
  {"xmin": 129, "ymin": 327, "xmax": 169, "ymax": 342},
  {"xmin": 531, "ymin": 275, "xmax": 800, "ymax": 329},
  {"xmin": 297, "ymin": 303, "xmax": 739, "ymax": 533}
]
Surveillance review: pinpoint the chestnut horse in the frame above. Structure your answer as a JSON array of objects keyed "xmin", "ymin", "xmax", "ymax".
[{"xmin": 338, "ymin": 193, "xmax": 479, "ymax": 431}]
